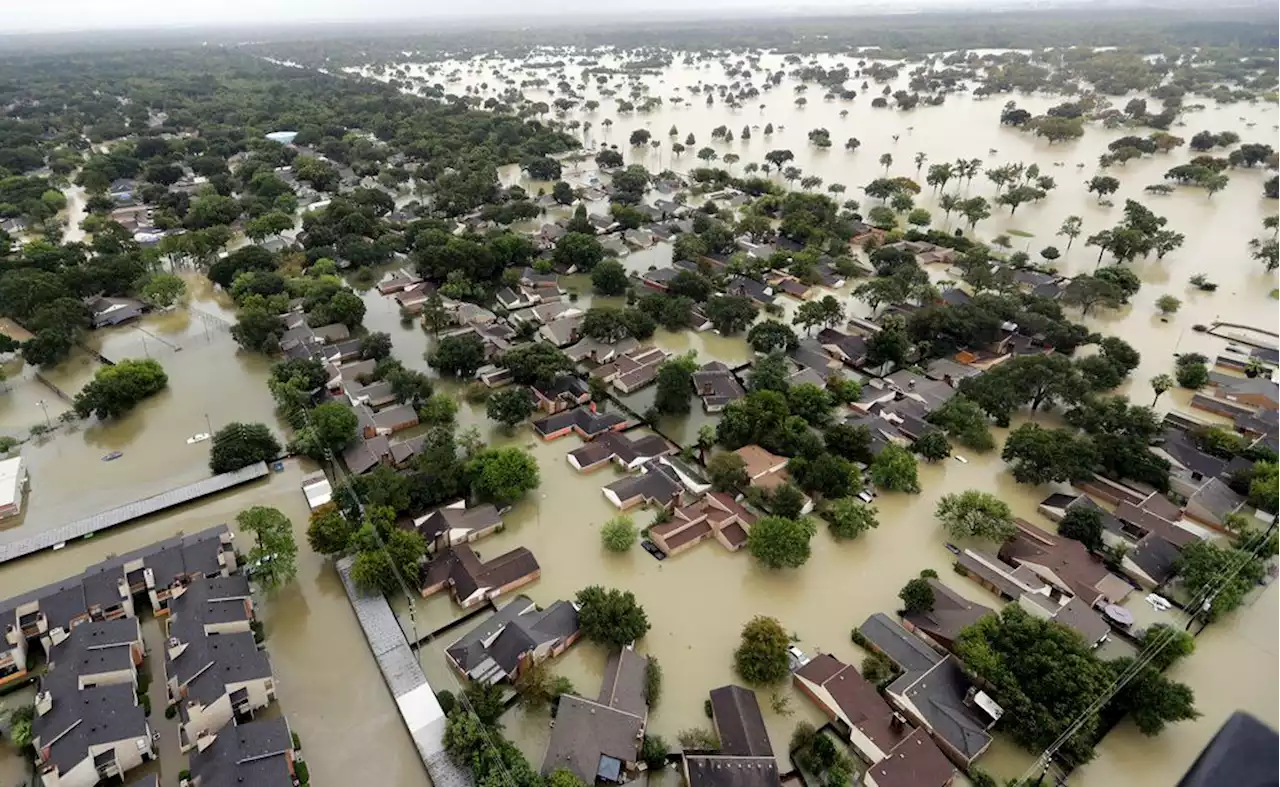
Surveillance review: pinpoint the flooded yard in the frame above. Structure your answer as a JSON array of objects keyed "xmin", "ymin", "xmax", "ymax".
[{"xmin": 0, "ymin": 44, "xmax": 1274, "ymax": 787}]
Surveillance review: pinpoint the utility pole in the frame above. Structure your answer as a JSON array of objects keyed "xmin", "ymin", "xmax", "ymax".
[{"xmin": 36, "ymin": 400, "xmax": 51, "ymax": 427}]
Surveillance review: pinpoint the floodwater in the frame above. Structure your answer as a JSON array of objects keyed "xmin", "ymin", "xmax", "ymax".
[
  {"xmin": 0, "ymin": 459, "xmax": 426, "ymax": 787},
  {"xmin": 363, "ymin": 50, "xmax": 1279, "ymax": 785},
  {"xmin": 0, "ymin": 49, "xmax": 1273, "ymax": 787}
]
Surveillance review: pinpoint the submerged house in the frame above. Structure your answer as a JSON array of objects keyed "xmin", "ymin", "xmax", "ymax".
[
  {"xmin": 445, "ymin": 595, "xmax": 579, "ymax": 685},
  {"xmin": 648, "ymin": 493, "xmax": 757, "ymax": 556},
  {"xmin": 794, "ymin": 654, "xmax": 956, "ymax": 787},
  {"xmin": 684, "ymin": 685, "xmax": 782, "ymax": 787},
  {"xmin": 567, "ymin": 431, "xmax": 672, "ymax": 473},
  {"xmin": 420, "ymin": 544, "xmax": 540, "ymax": 607},
  {"xmin": 410, "ymin": 502, "xmax": 504, "ymax": 551},
  {"xmin": 541, "ymin": 647, "xmax": 650, "ymax": 784},
  {"xmin": 858, "ymin": 615, "xmax": 999, "ymax": 768}
]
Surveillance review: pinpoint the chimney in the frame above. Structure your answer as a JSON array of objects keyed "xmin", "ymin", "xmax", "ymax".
[
  {"xmin": 907, "ymin": 379, "xmax": 916, "ymax": 389},
  {"xmin": 34, "ymin": 690, "xmax": 52, "ymax": 716},
  {"xmin": 890, "ymin": 712, "xmax": 905, "ymax": 732}
]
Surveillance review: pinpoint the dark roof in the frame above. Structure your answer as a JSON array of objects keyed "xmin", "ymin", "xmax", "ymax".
[
  {"xmin": 414, "ymin": 504, "xmax": 502, "ymax": 543},
  {"xmin": 710, "ymin": 685, "xmax": 773, "ymax": 757},
  {"xmin": 541, "ymin": 692, "xmax": 645, "ymax": 783},
  {"xmin": 1176, "ymin": 711, "xmax": 1278, "ymax": 787},
  {"xmin": 420, "ymin": 544, "xmax": 539, "ymax": 603},
  {"xmin": 1159, "ymin": 429, "xmax": 1228, "ymax": 479},
  {"xmin": 569, "ymin": 431, "xmax": 671, "ymax": 469},
  {"xmin": 168, "ymin": 628, "xmax": 272, "ymax": 706},
  {"xmin": 867, "ymin": 727, "xmax": 956, "ymax": 787},
  {"xmin": 34, "ymin": 672, "xmax": 147, "ymax": 775},
  {"xmin": 1131, "ymin": 532, "xmax": 1177, "ymax": 588},
  {"xmin": 685, "ymin": 755, "xmax": 781, "ymax": 787},
  {"xmin": 888, "ymin": 656, "xmax": 993, "ymax": 763},
  {"xmin": 603, "ymin": 461, "xmax": 684, "ymax": 506},
  {"xmin": 599, "ymin": 648, "xmax": 650, "ymax": 718},
  {"xmin": 446, "ymin": 595, "xmax": 539, "ymax": 674},
  {"xmin": 858, "ymin": 613, "xmax": 943, "ymax": 673},
  {"xmin": 532, "ymin": 407, "xmax": 628, "ymax": 438},
  {"xmin": 189, "ymin": 716, "xmax": 294, "ymax": 787},
  {"xmin": 53, "ymin": 618, "xmax": 140, "ymax": 677},
  {"xmin": 901, "ymin": 580, "xmax": 995, "ymax": 645},
  {"xmin": 795, "ymin": 654, "xmax": 908, "ymax": 753}
]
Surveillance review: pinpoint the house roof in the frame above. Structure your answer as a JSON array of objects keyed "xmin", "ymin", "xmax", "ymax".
[
  {"xmin": 420, "ymin": 544, "xmax": 539, "ymax": 603},
  {"xmin": 189, "ymin": 716, "xmax": 294, "ymax": 787},
  {"xmin": 414, "ymin": 504, "xmax": 503, "ymax": 543},
  {"xmin": 1052, "ymin": 596, "xmax": 1111, "ymax": 645},
  {"xmin": 887, "ymin": 656, "xmax": 993, "ymax": 763},
  {"xmin": 35, "ymin": 673, "xmax": 147, "ymax": 776},
  {"xmin": 569, "ymin": 431, "xmax": 671, "ymax": 469},
  {"xmin": 858, "ymin": 613, "xmax": 942, "ymax": 673},
  {"xmin": 868, "ymin": 727, "xmax": 957, "ymax": 787},
  {"xmin": 734, "ymin": 445, "xmax": 787, "ymax": 480},
  {"xmin": 1158, "ymin": 429, "xmax": 1228, "ymax": 479},
  {"xmin": 598, "ymin": 647, "xmax": 649, "ymax": 718},
  {"xmin": 603, "ymin": 460, "xmax": 684, "ymax": 506},
  {"xmin": 541, "ymin": 654, "xmax": 647, "ymax": 784},
  {"xmin": 795, "ymin": 654, "xmax": 909, "ymax": 754},
  {"xmin": 685, "ymin": 755, "xmax": 781, "ymax": 787},
  {"xmin": 446, "ymin": 595, "xmax": 578, "ymax": 679},
  {"xmin": 710, "ymin": 685, "xmax": 773, "ymax": 757},
  {"xmin": 1000, "ymin": 520, "xmax": 1132, "ymax": 605},
  {"xmin": 1215, "ymin": 377, "xmax": 1279, "ymax": 404},
  {"xmin": 1113, "ymin": 502, "xmax": 1199, "ymax": 548},
  {"xmin": 1128, "ymin": 533, "xmax": 1184, "ymax": 585},
  {"xmin": 901, "ymin": 580, "xmax": 995, "ymax": 645},
  {"xmin": 532, "ymin": 407, "xmax": 629, "ymax": 438}
]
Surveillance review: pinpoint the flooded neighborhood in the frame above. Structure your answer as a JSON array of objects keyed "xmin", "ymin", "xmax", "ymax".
[{"xmin": 0, "ymin": 8, "xmax": 1277, "ymax": 787}]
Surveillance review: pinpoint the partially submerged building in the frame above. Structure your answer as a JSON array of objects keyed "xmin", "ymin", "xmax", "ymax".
[
  {"xmin": 541, "ymin": 647, "xmax": 650, "ymax": 784},
  {"xmin": 445, "ymin": 595, "xmax": 579, "ymax": 685}
]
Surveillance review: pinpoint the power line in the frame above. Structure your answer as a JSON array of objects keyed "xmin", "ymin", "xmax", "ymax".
[
  {"xmin": 1015, "ymin": 523, "xmax": 1276, "ymax": 784},
  {"xmin": 296, "ymin": 397, "xmax": 522, "ymax": 787}
]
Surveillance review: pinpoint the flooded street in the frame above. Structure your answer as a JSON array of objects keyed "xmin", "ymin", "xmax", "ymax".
[
  {"xmin": 367, "ymin": 51, "xmax": 1277, "ymax": 784},
  {"xmin": 0, "ymin": 48, "xmax": 1274, "ymax": 787}
]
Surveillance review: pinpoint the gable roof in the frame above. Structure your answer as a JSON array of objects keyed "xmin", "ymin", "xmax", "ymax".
[
  {"xmin": 858, "ymin": 613, "xmax": 943, "ymax": 673},
  {"xmin": 710, "ymin": 685, "xmax": 773, "ymax": 757},
  {"xmin": 901, "ymin": 580, "xmax": 995, "ymax": 645},
  {"xmin": 887, "ymin": 656, "xmax": 993, "ymax": 763},
  {"xmin": 867, "ymin": 727, "xmax": 957, "ymax": 787}
]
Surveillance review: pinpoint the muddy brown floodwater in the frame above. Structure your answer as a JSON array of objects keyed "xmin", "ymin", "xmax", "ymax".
[
  {"xmin": 363, "ymin": 50, "xmax": 1278, "ymax": 785},
  {"xmin": 0, "ymin": 48, "xmax": 1274, "ymax": 787}
]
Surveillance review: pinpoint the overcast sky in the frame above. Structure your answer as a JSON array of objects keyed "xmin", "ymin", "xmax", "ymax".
[{"xmin": 8, "ymin": 0, "xmax": 968, "ymax": 35}]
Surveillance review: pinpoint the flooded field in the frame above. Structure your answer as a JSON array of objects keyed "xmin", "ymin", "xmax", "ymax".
[{"xmin": 0, "ymin": 47, "xmax": 1274, "ymax": 787}]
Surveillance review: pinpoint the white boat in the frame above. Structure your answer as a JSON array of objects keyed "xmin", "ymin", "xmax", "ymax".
[{"xmin": 186, "ymin": 433, "xmax": 211, "ymax": 445}]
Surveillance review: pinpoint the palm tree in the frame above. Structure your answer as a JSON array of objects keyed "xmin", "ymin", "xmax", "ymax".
[
  {"xmin": 1150, "ymin": 374, "xmax": 1174, "ymax": 406},
  {"xmin": 1057, "ymin": 215, "xmax": 1083, "ymax": 250},
  {"xmin": 879, "ymin": 153, "xmax": 893, "ymax": 173},
  {"xmin": 938, "ymin": 193, "xmax": 960, "ymax": 219},
  {"xmin": 913, "ymin": 152, "xmax": 927, "ymax": 176}
]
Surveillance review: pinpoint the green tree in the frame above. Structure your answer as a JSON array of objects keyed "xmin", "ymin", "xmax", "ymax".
[
  {"xmin": 1176, "ymin": 541, "xmax": 1267, "ymax": 622},
  {"xmin": 705, "ymin": 295, "xmax": 758, "ymax": 335},
  {"xmin": 1155, "ymin": 295, "xmax": 1181, "ymax": 316},
  {"xmin": 748, "ymin": 320, "xmax": 799, "ymax": 354},
  {"xmin": 1002, "ymin": 423, "xmax": 1097, "ymax": 485},
  {"xmin": 1058, "ymin": 505, "xmax": 1104, "ymax": 552},
  {"xmin": 237, "ymin": 506, "xmax": 299, "ymax": 590},
  {"xmin": 486, "ymin": 386, "xmax": 536, "ymax": 429},
  {"xmin": 591, "ymin": 259, "xmax": 629, "ymax": 295},
  {"xmin": 748, "ymin": 515, "xmax": 817, "ymax": 569},
  {"xmin": 640, "ymin": 735, "xmax": 669, "ymax": 770},
  {"xmin": 575, "ymin": 586, "xmax": 650, "ymax": 647},
  {"xmin": 300, "ymin": 401, "xmax": 359, "ymax": 456},
  {"xmin": 601, "ymin": 515, "xmax": 638, "ymax": 552},
  {"xmin": 467, "ymin": 447, "xmax": 540, "ymax": 505},
  {"xmin": 1138, "ymin": 623, "xmax": 1197, "ymax": 671},
  {"xmin": 209, "ymin": 422, "xmax": 281, "ymax": 473},
  {"xmin": 707, "ymin": 452, "xmax": 750, "ymax": 493},
  {"xmin": 654, "ymin": 353, "xmax": 698, "ymax": 415},
  {"xmin": 768, "ymin": 482, "xmax": 808, "ymax": 519},
  {"xmin": 306, "ymin": 506, "xmax": 356, "ymax": 556},
  {"xmin": 1150, "ymin": 374, "xmax": 1175, "ymax": 406},
  {"xmin": 138, "ymin": 272, "xmax": 187, "ymax": 308},
  {"xmin": 734, "ymin": 616, "xmax": 791, "ymax": 685},
  {"xmin": 823, "ymin": 498, "xmax": 878, "ymax": 541},
  {"xmin": 912, "ymin": 430, "xmax": 951, "ymax": 462},
  {"xmin": 553, "ymin": 231, "xmax": 605, "ymax": 272},
  {"xmin": 869, "ymin": 443, "xmax": 920, "ymax": 493},
  {"xmin": 1176, "ymin": 356, "xmax": 1210, "ymax": 389},
  {"xmin": 429, "ymin": 333, "xmax": 486, "ymax": 378},
  {"xmin": 359, "ymin": 332, "xmax": 393, "ymax": 361},
  {"xmin": 899, "ymin": 578, "xmax": 935, "ymax": 614},
  {"xmin": 643, "ymin": 658, "xmax": 663, "ymax": 707},
  {"xmin": 926, "ymin": 397, "xmax": 995, "ymax": 452},
  {"xmin": 500, "ymin": 343, "xmax": 574, "ymax": 387},
  {"xmin": 73, "ymin": 358, "xmax": 168, "ymax": 420},
  {"xmin": 935, "ymin": 490, "xmax": 1016, "ymax": 541},
  {"xmin": 1109, "ymin": 659, "xmax": 1200, "ymax": 735}
]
